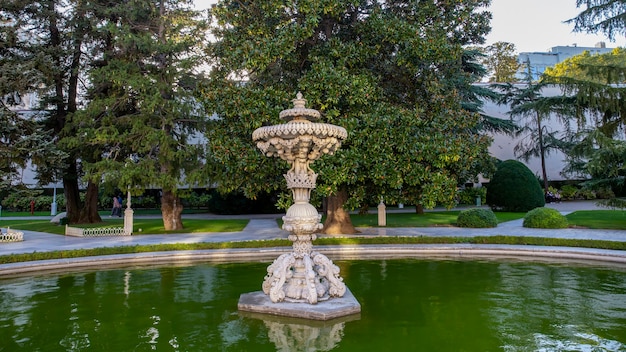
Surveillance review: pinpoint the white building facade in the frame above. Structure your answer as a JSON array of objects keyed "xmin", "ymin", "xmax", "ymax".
[
  {"xmin": 480, "ymin": 84, "xmax": 577, "ymax": 183},
  {"xmin": 518, "ymin": 43, "xmax": 614, "ymax": 80}
]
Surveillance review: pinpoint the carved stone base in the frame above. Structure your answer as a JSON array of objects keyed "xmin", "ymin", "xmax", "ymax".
[
  {"xmin": 238, "ymin": 288, "xmax": 361, "ymax": 321},
  {"xmin": 262, "ymin": 250, "xmax": 347, "ymax": 304}
]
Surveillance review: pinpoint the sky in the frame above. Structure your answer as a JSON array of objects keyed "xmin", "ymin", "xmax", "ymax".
[
  {"xmin": 194, "ymin": 0, "xmax": 624, "ymax": 53},
  {"xmin": 485, "ymin": 0, "xmax": 622, "ymax": 53}
]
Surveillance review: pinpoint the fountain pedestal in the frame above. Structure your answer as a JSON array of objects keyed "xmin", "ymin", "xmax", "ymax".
[{"xmin": 238, "ymin": 93, "xmax": 360, "ymax": 320}]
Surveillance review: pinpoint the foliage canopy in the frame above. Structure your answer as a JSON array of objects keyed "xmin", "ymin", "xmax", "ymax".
[
  {"xmin": 479, "ymin": 41, "xmax": 521, "ymax": 83},
  {"xmin": 202, "ymin": 0, "xmax": 494, "ymax": 213}
]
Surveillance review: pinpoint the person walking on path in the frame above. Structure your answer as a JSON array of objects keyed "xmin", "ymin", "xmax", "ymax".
[{"xmin": 111, "ymin": 196, "xmax": 122, "ymax": 217}]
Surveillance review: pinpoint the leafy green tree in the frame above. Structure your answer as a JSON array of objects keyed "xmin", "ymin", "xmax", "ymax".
[
  {"xmin": 567, "ymin": 0, "xmax": 626, "ymax": 40},
  {"xmin": 76, "ymin": 0, "xmax": 209, "ymax": 230},
  {"xmin": 203, "ymin": 0, "xmax": 493, "ymax": 233},
  {"xmin": 479, "ymin": 41, "xmax": 521, "ymax": 83},
  {"xmin": 544, "ymin": 49, "xmax": 626, "ymax": 136}
]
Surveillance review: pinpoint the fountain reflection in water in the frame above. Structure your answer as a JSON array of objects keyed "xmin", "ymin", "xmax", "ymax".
[{"xmin": 241, "ymin": 312, "xmax": 359, "ymax": 352}]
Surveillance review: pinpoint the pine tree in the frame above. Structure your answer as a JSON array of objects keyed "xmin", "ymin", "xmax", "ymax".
[
  {"xmin": 76, "ymin": 0, "xmax": 209, "ymax": 230},
  {"xmin": 493, "ymin": 64, "xmax": 578, "ymax": 192},
  {"xmin": 1, "ymin": 0, "xmax": 92, "ymax": 222},
  {"xmin": 567, "ymin": 0, "xmax": 626, "ymax": 40},
  {"xmin": 543, "ymin": 48, "xmax": 626, "ymax": 206}
]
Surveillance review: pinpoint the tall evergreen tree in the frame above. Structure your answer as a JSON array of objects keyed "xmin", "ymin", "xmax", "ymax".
[
  {"xmin": 76, "ymin": 0, "xmax": 209, "ymax": 230},
  {"xmin": 543, "ymin": 48, "xmax": 626, "ymax": 204},
  {"xmin": 494, "ymin": 64, "xmax": 578, "ymax": 193},
  {"xmin": 459, "ymin": 48, "xmax": 518, "ymax": 135},
  {"xmin": 567, "ymin": 0, "xmax": 626, "ymax": 40},
  {"xmin": 203, "ymin": 0, "xmax": 493, "ymax": 233},
  {"xmin": 0, "ymin": 0, "xmax": 94, "ymax": 222}
]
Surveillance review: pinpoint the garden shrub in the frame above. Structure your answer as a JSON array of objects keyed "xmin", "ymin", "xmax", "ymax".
[
  {"xmin": 457, "ymin": 187, "xmax": 486, "ymax": 205},
  {"xmin": 182, "ymin": 192, "xmax": 212, "ymax": 208},
  {"xmin": 486, "ymin": 160, "xmax": 545, "ymax": 212},
  {"xmin": 523, "ymin": 207, "xmax": 568, "ymax": 229},
  {"xmin": 595, "ymin": 187, "xmax": 615, "ymax": 199},
  {"xmin": 559, "ymin": 185, "xmax": 578, "ymax": 199},
  {"xmin": 133, "ymin": 196, "xmax": 158, "ymax": 208},
  {"xmin": 457, "ymin": 208, "xmax": 498, "ymax": 228},
  {"xmin": 207, "ymin": 190, "xmax": 282, "ymax": 214},
  {"xmin": 576, "ymin": 188, "xmax": 596, "ymax": 200}
]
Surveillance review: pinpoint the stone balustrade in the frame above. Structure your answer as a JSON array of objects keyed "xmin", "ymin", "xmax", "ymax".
[
  {"xmin": 0, "ymin": 228, "xmax": 24, "ymax": 242},
  {"xmin": 65, "ymin": 225, "xmax": 130, "ymax": 237}
]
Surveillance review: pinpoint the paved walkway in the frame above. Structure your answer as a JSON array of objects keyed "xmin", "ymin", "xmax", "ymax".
[{"xmin": 0, "ymin": 201, "xmax": 623, "ymax": 257}]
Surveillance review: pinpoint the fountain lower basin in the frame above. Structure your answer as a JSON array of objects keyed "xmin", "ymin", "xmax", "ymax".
[{"xmin": 2, "ymin": 256, "xmax": 625, "ymax": 351}]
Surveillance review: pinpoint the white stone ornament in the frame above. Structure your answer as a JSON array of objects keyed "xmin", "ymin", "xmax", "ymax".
[{"xmin": 252, "ymin": 93, "xmax": 347, "ymax": 304}]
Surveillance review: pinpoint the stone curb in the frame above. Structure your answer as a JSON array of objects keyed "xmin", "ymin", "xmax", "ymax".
[{"xmin": 2, "ymin": 244, "xmax": 625, "ymax": 278}]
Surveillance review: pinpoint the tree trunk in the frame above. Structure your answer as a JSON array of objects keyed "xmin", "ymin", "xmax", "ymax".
[
  {"xmin": 537, "ymin": 112, "xmax": 549, "ymax": 192},
  {"xmin": 161, "ymin": 189, "xmax": 184, "ymax": 231},
  {"xmin": 63, "ymin": 160, "xmax": 82, "ymax": 224},
  {"xmin": 415, "ymin": 204, "xmax": 424, "ymax": 214},
  {"xmin": 78, "ymin": 181, "xmax": 102, "ymax": 223},
  {"xmin": 321, "ymin": 189, "xmax": 357, "ymax": 234}
]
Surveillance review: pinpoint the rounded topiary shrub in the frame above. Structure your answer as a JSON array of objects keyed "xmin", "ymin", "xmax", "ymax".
[
  {"xmin": 523, "ymin": 207, "xmax": 568, "ymax": 229},
  {"xmin": 486, "ymin": 160, "xmax": 545, "ymax": 212},
  {"xmin": 457, "ymin": 208, "xmax": 498, "ymax": 228}
]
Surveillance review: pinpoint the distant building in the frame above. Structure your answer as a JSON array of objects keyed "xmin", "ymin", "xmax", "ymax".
[
  {"xmin": 479, "ymin": 84, "xmax": 575, "ymax": 183},
  {"xmin": 518, "ymin": 42, "xmax": 614, "ymax": 80}
]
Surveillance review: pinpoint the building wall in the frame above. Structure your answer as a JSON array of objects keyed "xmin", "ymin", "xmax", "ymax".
[
  {"xmin": 480, "ymin": 85, "xmax": 573, "ymax": 182},
  {"xmin": 518, "ymin": 43, "xmax": 614, "ymax": 80}
]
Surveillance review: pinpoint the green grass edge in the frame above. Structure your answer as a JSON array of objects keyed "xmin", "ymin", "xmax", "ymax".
[{"xmin": 2, "ymin": 235, "xmax": 625, "ymax": 265}]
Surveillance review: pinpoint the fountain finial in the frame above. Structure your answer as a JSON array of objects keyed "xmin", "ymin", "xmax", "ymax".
[
  {"xmin": 293, "ymin": 92, "xmax": 306, "ymax": 109},
  {"xmin": 279, "ymin": 92, "xmax": 320, "ymax": 122}
]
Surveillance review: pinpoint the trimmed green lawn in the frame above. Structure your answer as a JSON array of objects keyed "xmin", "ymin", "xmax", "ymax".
[
  {"xmin": 0, "ymin": 209, "xmax": 210, "ymax": 217},
  {"xmin": 3, "ymin": 210, "xmax": 625, "ymax": 235},
  {"xmin": 566, "ymin": 210, "xmax": 626, "ymax": 230},
  {"xmin": 349, "ymin": 211, "xmax": 524, "ymax": 227},
  {"xmin": 1, "ymin": 210, "xmax": 526, "ymax": 235},
  {"xmin": 0, "ymin": 219, "xmax": 65, "ymax": 234},
  {"xmin": 0, "ymin": 218, "xmax": 248, "ymax": 235}
]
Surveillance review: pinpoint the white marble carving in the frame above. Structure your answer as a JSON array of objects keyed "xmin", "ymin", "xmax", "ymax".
[{"xmin": 253, "ymin": 93, "xmax": 347, "ymax": 304}]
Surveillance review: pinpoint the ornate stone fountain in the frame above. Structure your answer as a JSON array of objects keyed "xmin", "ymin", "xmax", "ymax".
[{"xmin": 238, "ymin": 93, "xmax": 360, "ymax": 320}]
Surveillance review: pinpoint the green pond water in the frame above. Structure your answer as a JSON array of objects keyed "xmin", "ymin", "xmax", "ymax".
[{"xmin": 1, "ymin": 259, "xmax": 626, "ymax": 351}]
